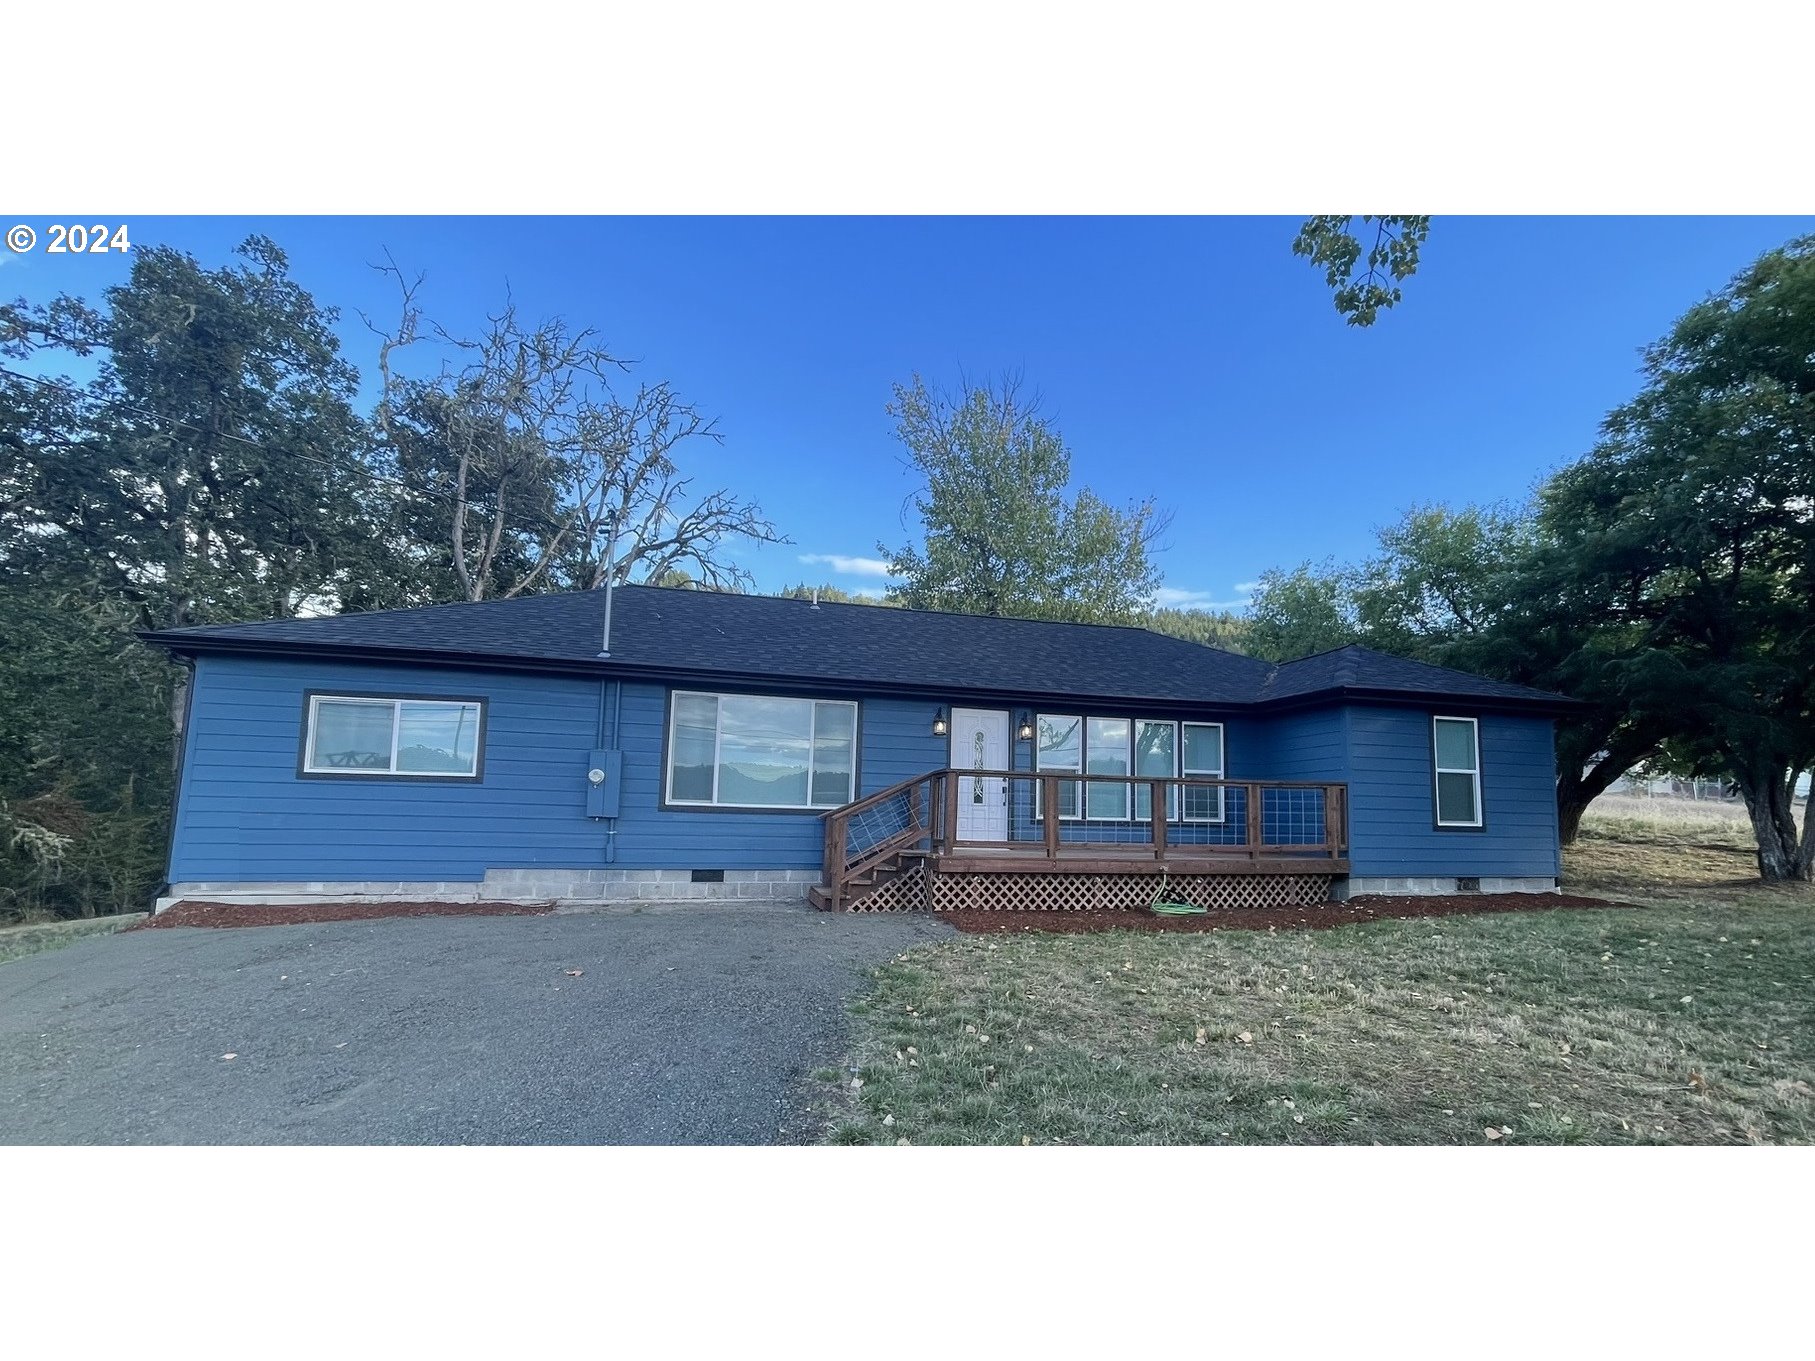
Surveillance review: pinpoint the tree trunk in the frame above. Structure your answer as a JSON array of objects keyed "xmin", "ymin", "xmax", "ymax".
[
  {"xmin": 1554, "ymin": 729, "xmax": 1659, "ymax": 846},
  {"xmin": 1557, "ymin": 790, "xmax": 1589, "ymax": 846},
  {"xmin": 168, "ymin": 664, "xmax": 190, "ymax": 771},
  {"xmin": 1734, "ymin": 766, "xmax": 1814, "ymax": 882}
]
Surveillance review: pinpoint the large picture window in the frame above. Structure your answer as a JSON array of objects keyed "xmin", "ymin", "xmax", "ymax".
[
  {"xmin": 1034, "ymin": 715, "xmax": 1223, "ymax": 823},
  {"xmin": 1433, "ymin": 715, "xmax": 1483, "ymax": 828},
  {"xmin": 302, "ymin": 694, "xmax": 485, "ymax": 778},
  {"xmin": 666, "ymin": 691, "xmax": 858, "ymax": 810}
]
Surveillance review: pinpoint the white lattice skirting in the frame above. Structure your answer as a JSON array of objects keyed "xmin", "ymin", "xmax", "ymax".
[{"xmin": 850, "ymin": 866, "xmax": 1336, "ymax": 913}]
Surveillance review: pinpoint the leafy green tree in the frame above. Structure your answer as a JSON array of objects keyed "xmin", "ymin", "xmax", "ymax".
[
  {"xmin": 1541, "ymin": 235, "xmax": 1815, "ymax": 879},
  {"xmin": 1293, "ymin": 216, "xmax": 1432, "ymax": 327},
  {"xmin": 880, "ymin": 374, "xmax": 1169, "ymax": 622},
  {"xmin": 1243, "ymin": 560, "xmax": 1360, "ymax": 662},
  {"xmin": 1, "ymin": 236, "xmax": 383, "ymax": 916},
  {"xmin": 3, "ymin": 236, "xmax": 378, "ymax": 636},
  {"xmin": 0, "ymin": 578, "xmax": 177, "ymax": 919}
]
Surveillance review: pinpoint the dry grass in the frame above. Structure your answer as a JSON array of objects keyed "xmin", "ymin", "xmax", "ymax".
[
  {"xmin": 1581, "ymin": 793, "xmax": 1759, "ymax": 851},
  {"xmin": 824, "ymin": 811, "xmax": 1814, "ymax": 1146},
  {"xmin": 0, "ymin": 914, "xmax": 144, "ymax": 965}
]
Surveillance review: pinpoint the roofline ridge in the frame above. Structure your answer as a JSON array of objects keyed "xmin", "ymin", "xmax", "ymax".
[{"xmin": 668, "ymin": 586, "xmax": 1269, "ymax": 663}]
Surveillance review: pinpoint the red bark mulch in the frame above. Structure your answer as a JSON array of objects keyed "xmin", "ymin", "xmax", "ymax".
[
  {"xmin": 938, "ymin": 891, "xmax": 1632, "ymax": 935},
  {"xmin": 133, "ymin": 900, "xmax": 555, "ymax": 930}
]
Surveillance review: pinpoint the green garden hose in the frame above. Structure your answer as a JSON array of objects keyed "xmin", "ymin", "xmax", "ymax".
[{"xmin": 1149, "ymin": 899, "xmax": 1209, "ymax": 916}]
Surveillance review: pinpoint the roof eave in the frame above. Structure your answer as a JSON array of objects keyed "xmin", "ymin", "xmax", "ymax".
[
  {"xmin": 137, "ymin": 633, "xmax": 1264, "ymax": 714},
  {"xmin": 1255, "ymin": 684, "xmax": 1583, "ymax": 716}
]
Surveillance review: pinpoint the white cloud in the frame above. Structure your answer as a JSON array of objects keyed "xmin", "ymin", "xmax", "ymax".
[
  {"xmin": 1233, "ymin": 580, "xmax": 1260, "ymax": 594},
  {"xmin": 798, "ymin": 552, "xmax": 893, "ymax": 579}
]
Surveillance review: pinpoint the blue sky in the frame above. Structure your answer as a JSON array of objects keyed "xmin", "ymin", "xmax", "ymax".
[{"xmin": 6, "ymin": 215, "xmax": 1811, "ymax": 608}]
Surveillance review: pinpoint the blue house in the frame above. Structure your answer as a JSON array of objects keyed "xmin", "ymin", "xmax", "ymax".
[{"xmin": 142, "ymin": 585, "xmax": 1575, "ymax": 913}]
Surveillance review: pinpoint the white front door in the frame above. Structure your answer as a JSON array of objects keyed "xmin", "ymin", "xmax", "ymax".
[{"xmin": 950, "ymin": 707, "xmax": 1010, "ymax": 842}]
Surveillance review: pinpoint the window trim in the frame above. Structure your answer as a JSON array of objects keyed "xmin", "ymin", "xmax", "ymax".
[
  {"xmin": 661, "ymin": 689, "xmax": 860, "ymax": 813},
  {"xmin": 1084, "ymin": 716, "xmax": 1134, "ymax": 822},
  {"xmin": 1181, "ymin": 720, "xmax": 1227, "ymax": 824},
  {"xmin": 1432, "ymin": 714, "xmax": 1484, "ymax": 830},
  {"xmin": 1035, "ymin": 714, "xmax": 1227, "ymax": 825},
  {"xmin": 1132, "ymin": 718, "xmax": 1179, "ymax": 824},
  {"xmin": 1033, "ymin": 713, "xmax": 1085, "ymax": 822},
  {"xmin": 297, "ymin": 690, "xmax": 487, "ymax": 782}
]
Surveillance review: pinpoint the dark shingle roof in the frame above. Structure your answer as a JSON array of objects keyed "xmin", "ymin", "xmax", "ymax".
[
  {"xmin": 1263, "ymin": 643, "xmax": 1570, "ymax": 708},
  {"xmin": 142, "ymin": 586, "xmax": 1576, "ymax": 712}
]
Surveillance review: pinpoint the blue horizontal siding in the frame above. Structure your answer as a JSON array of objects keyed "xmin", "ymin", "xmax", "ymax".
[
  {"xmin": 1343, "ymin": 706, "xmax": 1560, "ymax": 878},
  {"xmin": 168, "ymin": 658, "xmax": 1559, "ymax": 886},
  {"xmin": 1250, "ymin": 708, "xmax": 1348, "ymax": 783},
  {"xmin": 169, "ymin": 659, "xmax": 962, "ymax": 881},
  {"xmin": 171, "ymin": 656, "xmax": 604, "ymax": 882}
]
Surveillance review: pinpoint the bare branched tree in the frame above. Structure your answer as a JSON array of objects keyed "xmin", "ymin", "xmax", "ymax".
[
  {"xmin": 566, "ymin": 381, "xmax": 782, "ymax": 591},
  {"xmin": 365, "ymin": 260, "xmax": 784, "ymax": 602}
]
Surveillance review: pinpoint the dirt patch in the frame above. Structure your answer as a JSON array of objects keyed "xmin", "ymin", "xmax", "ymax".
[
  {"xmin": 937, "ymin": 891, "xmax": 1631, "ymax": 935},
  {"xmin": 133, "ymin": 900, "xmax": 556, "ymax": 930}
]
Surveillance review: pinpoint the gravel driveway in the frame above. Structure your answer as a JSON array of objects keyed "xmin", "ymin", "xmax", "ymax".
[{"xmin": 0, "ymin": 905, "xmax": 948, "ymax": 1145}]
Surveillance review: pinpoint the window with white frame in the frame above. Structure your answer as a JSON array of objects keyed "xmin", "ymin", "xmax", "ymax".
[
  {"xmin": 1035, "ymin": 715, "xmax": 1084, "ymax": 820},
  {"xmin": 1085, "ymin": 717, "xmax": 1133, "ymax": 820},
  {"xmin": 1433, "ymin": 715, "xmax": 1483, "ymax": 827},
  {"xmin": 666, "ymin": 691, "xmax": 857, "ymax": 809},
  {"xmin": 1181, "ymin": 721, "xmax": 1226, "ymax": 822},
  {"xmin": 1034, "ymin": 715, "xmax": 1223, "ymax": 823},
  {"xmin": 302, "ymin": 695, "xmax": 485, "ymax": 778},
  {"xmin": 1133, "ymin": 720, "xmax": 1178, "ymax": 822}
]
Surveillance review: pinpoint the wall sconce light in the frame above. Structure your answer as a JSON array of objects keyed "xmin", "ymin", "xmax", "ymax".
[
  {"xmin": 931, "ymin": 708, "xmax": 948, "ymax": 737},
  {"xmin": 1017, "ymin": 713, "xmax": 1034, "ymax": 742}
]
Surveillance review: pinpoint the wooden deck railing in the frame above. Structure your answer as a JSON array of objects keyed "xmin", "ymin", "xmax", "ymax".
[{"xmin": 818, "ymin": 769, "xmax": 1348, "ymax": 909}]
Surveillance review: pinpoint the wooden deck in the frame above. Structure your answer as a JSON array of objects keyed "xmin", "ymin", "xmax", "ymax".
[
  {"xmin": 814, "ymin": 768, "xmax": 1349, "ymax": 910},
  {"xmin": 923, "ymin": 847, "xmax": 1350, "ymax": 876}
]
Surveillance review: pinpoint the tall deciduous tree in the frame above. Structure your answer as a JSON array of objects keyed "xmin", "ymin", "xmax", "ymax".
[
  {"xmin": 4, "ymin": 236, "xmax": 375, "ymax": 632},
  {"xmin": 880, "ymin": 374, "xmax": 1169, "ymax": 622},
  {"xmin": 369, "ymin": 265, "xmax": 781, "ymax": 604},
  {"xmin": 2, "ymin": 237, "xmax": 376, "ymax": 916},
  {"xmin": 1542, "ymin": 236, "xmax": 1815, "ymax": 879}
]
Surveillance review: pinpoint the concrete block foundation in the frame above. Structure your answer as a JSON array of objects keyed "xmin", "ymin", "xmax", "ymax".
[
  {"xmin": 1331, "ymin": 875, "xmax": 1560, "ymax": 900},
  {"xmin": 156, "ymin": 868, "xmax": 813, "ymax": 913}
]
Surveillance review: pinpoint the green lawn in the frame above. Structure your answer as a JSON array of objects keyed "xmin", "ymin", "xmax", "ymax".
[{"xmin": 824, "ymin": 808, "xmax": 1815, "ymax": 1145}]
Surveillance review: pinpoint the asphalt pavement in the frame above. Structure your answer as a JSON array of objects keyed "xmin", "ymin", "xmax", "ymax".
[{"xmin": 0, "ymin": 904, "xmax": 949, "ymax": 1145}]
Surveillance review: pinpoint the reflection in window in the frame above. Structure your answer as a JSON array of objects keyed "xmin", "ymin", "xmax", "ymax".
[
  {"xmin": 304, "ymin": 696, "xmax": 483, "ymax": 777},
  {"xmin": 665, "ymin": 691, "xmax": 858, "ymax": 809}
]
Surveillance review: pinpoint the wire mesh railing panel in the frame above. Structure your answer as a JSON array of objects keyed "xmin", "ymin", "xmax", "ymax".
[
  {"xmin": 976, "ymin": 776, "xmax": 1274, "ymax": 850},
  {"xmin": 845, "ymin": 788, "xmax": 918, "ymax": 858},
  {"xmin": 1261, "ymin": 786, "xmax": 1326, "ymax": 847}
]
